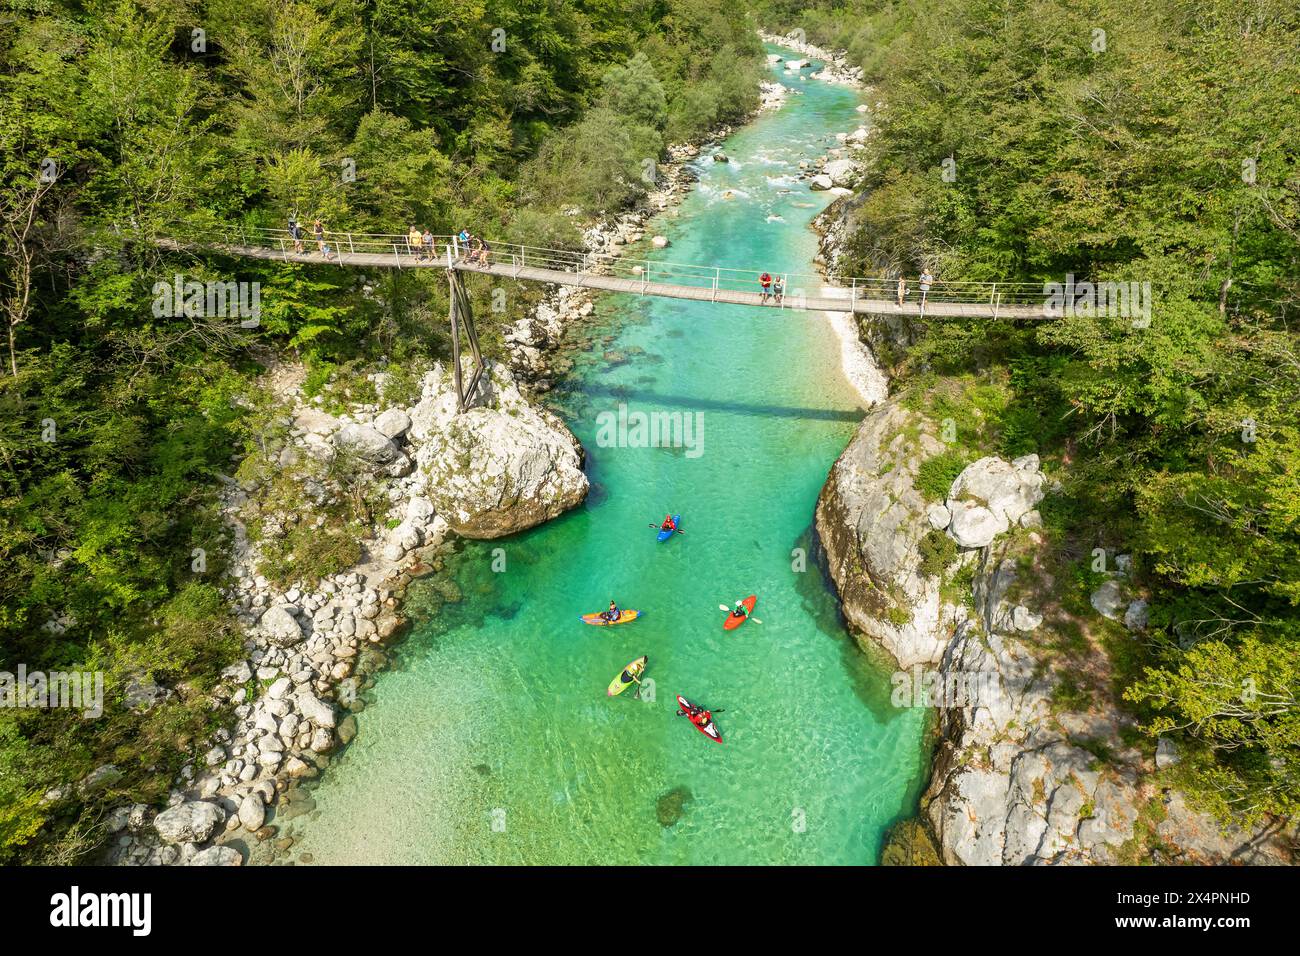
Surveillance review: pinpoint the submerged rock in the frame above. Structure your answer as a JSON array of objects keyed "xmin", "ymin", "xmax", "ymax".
[{"xmin": 656, "ymin": 786, "xmax": 693, "ymax": 828}]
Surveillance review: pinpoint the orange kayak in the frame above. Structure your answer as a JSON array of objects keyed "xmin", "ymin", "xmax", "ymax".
[{"xmin": 723, "ymin": 595, "xmax": 756, "ymax": 631}]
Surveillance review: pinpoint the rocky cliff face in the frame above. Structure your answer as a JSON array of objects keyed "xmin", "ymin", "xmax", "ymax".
[
  {"xmin": 817, "ymin": 399, "xmax": 1293, "ymax": 865},
  {"xmin": 815, "ymin": 402, "xmax": 963, "ymax": 666}
]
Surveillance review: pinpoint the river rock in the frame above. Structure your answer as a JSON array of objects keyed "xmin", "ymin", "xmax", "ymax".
[
  {"xmin": 338, "ymin": 713, "xmax": 358, "ymax": 745},
  {"xmin": 410, "ymin": 361, "xmax": 588, "ymax": 538},
  {"xmin": 237, "ymin": 793, "xmax": 265, "ymax": 831},
  {"xmin": 260, "ymin": 605, "xmax": 304, "ymax": 647},
  {"xmin": 155, "ymin": 801, "xmax": 225, "ymax": 844},
  {"xmin": 294, "ymin": 690, "xmax": 336, "ymax": 729},
  {"xmin": 809, "ymin": 174, "xmax": 834, "ymax": 191},
  {"xmin": 823, "ymin": 158, "xmax": 859, "ymax": 187},
  {"xmin": 189, "ymin": 845, "xmax": 242, "ymax": 866}
]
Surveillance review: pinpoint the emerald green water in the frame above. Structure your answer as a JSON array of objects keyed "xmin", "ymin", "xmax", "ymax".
[{"xmin": 288, "ymin": 51, "xmax": 930, "ymax": 865}]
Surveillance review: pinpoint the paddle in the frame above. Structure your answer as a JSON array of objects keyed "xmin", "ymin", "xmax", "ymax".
[
  {"xmin": 718, "ymin": 603, "xmax": 762, "ymax": 624},
  {"xmin": 647, "ymin": 523, "xmax": 685, "ymax": 534}
]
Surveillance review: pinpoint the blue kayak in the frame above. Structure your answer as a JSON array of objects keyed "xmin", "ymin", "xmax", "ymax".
[{"xmin": 657, "ymin": 514, "xmax": 680, "ymax": 542}]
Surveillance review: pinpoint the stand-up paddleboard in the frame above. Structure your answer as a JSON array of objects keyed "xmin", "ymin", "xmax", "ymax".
[
  {"xmin": 723, "ymin": 595, "xmax": 756, "ymax": 631},
  {"xmin": 607, "ymin": 656, "xmax": 648, "ymax": 696},
  {"xmin": 581, "ymin": 609, "xmax": 641, "ymax": 626},
  {"xmin": 657, "ymin": 514, "xmax": 681, "ymax": 542},
  {"xmin": 676, "ymin": 695, "xmax": 723, "ymax": 744}
]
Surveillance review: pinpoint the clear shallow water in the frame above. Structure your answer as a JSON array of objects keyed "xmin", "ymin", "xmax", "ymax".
[{"xmin": 288, "ymin": 51, "xmax": 931, "ymax": 865}]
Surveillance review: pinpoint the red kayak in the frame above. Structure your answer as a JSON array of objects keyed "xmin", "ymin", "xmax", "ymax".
[
  {"xmin": 676, "ymin": 695, "xmax": 723, "ymax": 744},
  {"xmin": 723, "ymin": 595, "xmax": 756, "ymax": 631}
]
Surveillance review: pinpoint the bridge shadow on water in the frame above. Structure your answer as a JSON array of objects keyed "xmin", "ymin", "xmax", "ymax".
[{"xmin": 576, "ymin": 383, "xmax": 865, "ymax": 423}]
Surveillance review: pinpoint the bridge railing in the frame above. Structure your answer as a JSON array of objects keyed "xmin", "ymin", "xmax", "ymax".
[
  {"xmin": 456, "ymin": 238, "xmax": 1047, "ymax": 308},
  {"xmin": 157, "ymin": 221, "xmax": 1050, "ymax": 308}
]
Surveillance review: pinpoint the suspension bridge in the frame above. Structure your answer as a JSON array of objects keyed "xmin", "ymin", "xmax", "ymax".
[
  {"xmin": 156, "ymin": 223, "xmax": 1070, "ymax": 410},
  {"xmin": 156, "ymin": 224, "xmax": 1053, "ymax": 321}
]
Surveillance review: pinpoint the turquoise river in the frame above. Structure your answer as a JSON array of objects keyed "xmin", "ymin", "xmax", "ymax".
[{"xmin": 288, "ymin": 49, "xmax": 932, "ymax": 865}]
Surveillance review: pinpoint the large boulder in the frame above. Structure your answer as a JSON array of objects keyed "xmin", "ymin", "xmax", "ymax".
[
  {"xmin": 333, "ymin": 423, "xmax": 400, "ymax": 465},
  {"xmin": 947, "ymin": 500, "xmax": 1003, "ymax": 549},
  {"xmin": 154, "ymin": 801, "xmax": 225, "ymax": 845},
  {"xmin": 373, "ymin": 408, "xmax": 412, "ymax": 440},
  {"xmin": 823, "ymin": 158, "xmax": 859, "ymax": 188},
  {"xmin": 410, "ymin": 362, "xmax": 588, "ymax": 538},
  {"xmin": 945, "ymin": 455, "xmax": 1045, "ymax": 547},
  {"xmin": 259, "ymin": 605, "xmax": 304, "ymax": 647}
]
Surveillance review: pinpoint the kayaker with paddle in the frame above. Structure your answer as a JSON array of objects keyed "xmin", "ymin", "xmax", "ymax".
[
  {"xmin": 603, "ymin": 600, "xmax": 620, "ymax": 623},
  {"xmin": 730, "ymin": 599, "xmax": 750, "ymax": 622},
  {"xmin": 661, "ymin": 514, "xmax": 676, "ymax": 532},
  {"xmin": 620, "ymin": 660, "xmax": 644, "ymax": 686}
]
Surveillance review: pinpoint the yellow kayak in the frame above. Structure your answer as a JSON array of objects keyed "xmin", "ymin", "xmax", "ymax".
[
  {"xmin": 607, "ymin": 656, "xmax": 648, "ymax": 696},
  {"xmin": 580, "ymin": 609, "xmax": 641, "ymax": 626}
]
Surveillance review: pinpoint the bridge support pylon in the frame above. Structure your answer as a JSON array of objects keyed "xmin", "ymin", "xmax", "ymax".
[{"xmin": 447, "ymin": 269, "xmax": 487, "ymax": 413}]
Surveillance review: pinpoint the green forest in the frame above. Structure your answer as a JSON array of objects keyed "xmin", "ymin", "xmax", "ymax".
[
  {"xmin": 2, "ymin": 0, "xmax": 1298, "ymax": 864},
  {"xmin": 758, "ymin": 0, "xmax": 1300, "ymax": 826},
  {"xmin": 0, "ymin": 0, "xmax": 764, "ymax": 862}
]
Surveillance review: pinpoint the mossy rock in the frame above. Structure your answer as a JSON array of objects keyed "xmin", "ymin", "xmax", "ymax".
[{"xmin": 880, "ymin": 818, "xmax": 942, "ymax": 866}]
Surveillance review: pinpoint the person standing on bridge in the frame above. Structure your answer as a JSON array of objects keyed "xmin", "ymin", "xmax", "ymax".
[
  {"xmin": 313, "ymin": 218, "xmax": 333, "ymax": 260},
  {"xmin": 422, "ymin": 228, "xmax": 435, "ymax": 262},
  {"xmin": 470, "ymin": 235, "xmax": 491, "ymax": 266},
  {"xmin": 289, "ymin": 217, "xmax": 304, "ymax": 254},
  {"xmin": 896, "ymin": 275, "xmax": 907, "ymax": 308},
  {"xmin": 759, "ymin": 272, "xmax": 773, "ymax": 303},
  {"xmin": 919, "ymin": 268, "xmax": 933, "ymax": 308},
  {"xmin": 773, "ymin": 275, "xmax": 785, "ymax": 305},
  {"xmin": 408, "ymin": 225, "xmax": 423, "ymax": 261}
]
